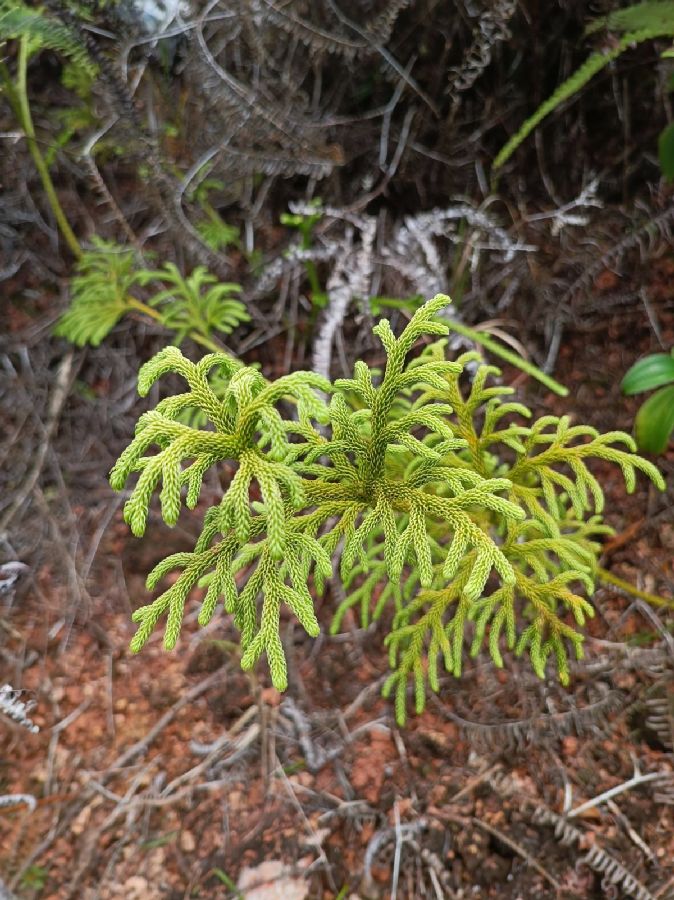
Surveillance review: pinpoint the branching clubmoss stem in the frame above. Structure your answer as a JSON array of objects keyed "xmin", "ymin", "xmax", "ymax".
[{"xmin": 597, "ymin": 565, "xmax": 674, "ymax": 611}]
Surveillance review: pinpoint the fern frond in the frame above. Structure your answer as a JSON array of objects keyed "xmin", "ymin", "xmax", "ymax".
[
  {"xmin": 54, "ymin": 239, "xmax": 138, "ymax": 346},
  {"xmin": 493, "ymin": 21, "xmax": 674, "ymax": 170},
  {"xmin": 56, "ymin": 249, "xmax": 248, "ymax": 349},
  {"xmin": 449, "ymin": 690, "xmax": 626, "ymax": 749},
  {"xmin": 136, "ymin": 262, "xmax": 249, "ymax": 343},
  {"xmin": 586, "ymin": 2, "xmax": 674, "ymax": 35},
  {"xmin": 0, "ymin": 1, "xmax": 95, "ymax": 73}
]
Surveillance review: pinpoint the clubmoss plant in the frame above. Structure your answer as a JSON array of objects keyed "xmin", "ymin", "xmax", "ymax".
[{"xmin": 111, "ymin": 295, "xmax": 664, "ymax": 723}]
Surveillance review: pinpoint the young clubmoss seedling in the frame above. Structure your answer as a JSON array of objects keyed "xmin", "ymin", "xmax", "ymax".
[{"xmin": 111, "ymin": 295, "xmax": 664, "ymax": 723}]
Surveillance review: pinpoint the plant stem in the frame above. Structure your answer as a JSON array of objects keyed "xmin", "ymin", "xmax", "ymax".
[
  {"xmin": 125, "ymin": 297, "xmax": 225, "ymax": 355},
  {"xmin": 184, "ymin": 331, "xmax": 224, "ymax": 354},
  {"xmin": 444, "ymin": 317, "xmax": 569, "ymax": 397},
  {"xmin": 492, "ymin": 31, "xmax": 661, "ymax": 173},
  {"xmin": 125, "ymin": 296, "xmax": 165, "ymax": 324},
  {"xmin": 14, "ymin": 38, "xmax": 82, "ymax": 258},
  {"xmin": 597, "ymin": 565, "xmax": 674, "ymax": 611}
]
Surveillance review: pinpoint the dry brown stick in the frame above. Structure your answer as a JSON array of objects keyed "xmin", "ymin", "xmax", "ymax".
[
  {"xmin": 9, "ymin": 669, "xmax": 223, "ymax": 889},
  {"xmin": 567, "ymin": 767, "xmax": 672, "ymax": 819},
  {"xmin": 159, "ymin": 721, "xmax": 260, "ymax": 797},
  {"xmin": 472, "ymin": 815, "xmax": 561, "ymax": 891},
  {"xmin": 324, "ymin": 0, "xmax": 439, "ymax": 116},
  {"xmin": 273, "ymin": 753, "xmax": 338, "ymax": 892},
  {"xmin": 64, "ymin": 762, "xmax": 154, "ymax": 900},
  {"xmin": 653, "ymin": 871, "xmax": 674, "ymax": 899},
  {"xmin": 605, "ymin": 799, "xmax": 656, "ymax": 863},
  {"xmin": 407, "ymin": 839, "xmax": 458, "ymax": 900},
  {"xmin": 32, "ymin": 485, "xmax": 93, "ymax": 632},
  {"xmin": 601, "ymin": 517, "xmax": 646, "ymax": 560},
  {"xmin": 444, "ymin": 762, "xmax": 502, "ymax": 806},
  {"xmin": 84, "ymin": 157, "xmax": 142, "ymax": 250},
  {"xmin": 0, "ymin": 351, "xmax": 74, "ymax": 535},
  {"xmin": 438, "ymin": 812, "xmax": 561, "ymax": 892},
  {"xmin": 45, "ymin": 699, "xmax": 91, "ymax": 796},
  {"xmin": 106, "ymin": 669, "xmax": 223, "ymax": 775},
  {"xmin": 88, "ymin": 774, "xmax": 249, "ymax": 810},
  {"xmin": 64, "ymin": 708, "xmax": 259, "ymax": 895},
  {"xmin": 342, "ymin": 675, "xmax": 388, "ymax": 719}
]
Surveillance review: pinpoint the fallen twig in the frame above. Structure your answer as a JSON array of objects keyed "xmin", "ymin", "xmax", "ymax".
[
  {"xmin": 567, "ymin": 766, "xmax": 672, "ymax": 820},
  {"xmin": 438, "ymin": 811, "xmax": 561, "ymax": 892},
  {"xmin": 0, "ymin": 350, "xmax": 74, "ymax": 535}
]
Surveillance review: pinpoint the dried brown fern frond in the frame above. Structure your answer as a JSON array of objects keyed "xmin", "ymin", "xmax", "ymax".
[
  {"xmin": 448, "ymin": 0, "xmax": 517, "ymax": 96},
  {"xmin": 363, "ymin": 0, "xmax": 413, "ymax": 46},
  {"xmin": 645, "ymin": 681, "xmax": 674, "ymax": 752},
  {"xmin": 490, "ymin": 768, "xmax": 669, "ymax": 900},
  {"xmin": 40, "ymin": 0, "xmax": 236, "ymax": 276},
  {"xmin": 257, "ymin": 0, "xmax": 412, "ymax": 59},
  {"xmin": 258, "ymin": 0, "xmax": 370, "ymax": 59},
  {"xmin": 437, "ymin": 689, "xmax": 627, "ymax": 750},
  {"xmin": 560, "ymin": 201, "xmax": 674, "ymax": 311},
  {"xmin": 171, "ymin": 0, "xmax": 445, "ymax": 211},
  {"xmin": 531, "ymin": 806, "xmax": 658, "ymax": 900},
  {"xmin": 176, "ymin": 4, "xmax": 346, "ymax": 197}
]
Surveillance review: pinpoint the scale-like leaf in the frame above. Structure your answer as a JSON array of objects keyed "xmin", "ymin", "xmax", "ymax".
[{"xmin": 112, "ymin": 294, "xmax": 664, "ymax": 724}]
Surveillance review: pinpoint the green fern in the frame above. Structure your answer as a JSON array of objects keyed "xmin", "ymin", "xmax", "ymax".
[
  {"xmin": 55, "ymin": 243, "xmax": 248, "ymax": 349},
  {"xmin": 493, "ymin": 2, "xmax": 674, "ymax": 171},
  {"xmin": 54, "ymin": 239, "xmax": 139, "ymax": 346},
  {"xmin": 0, "ymin": 0, "xmax": 95, "ymax": 74},
  {"xmin": 196, "ymin": 219, "xmax": 241, "ymax": 252},
  {"xmin": 135, "ymin": 263, "xmax": 249, "ymax": 345},
  {"xmin": 587, "ymin": 2, "xmax": 674, "ymax": 34},
  {"xmin": 111, "ymin": 295, "xmax": 665, "ymax": 723}
]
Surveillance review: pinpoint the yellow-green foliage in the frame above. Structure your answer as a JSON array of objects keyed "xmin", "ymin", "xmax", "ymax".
[
  {"xmin": 111, "ymin": 295, "xmax": 664, "ymax": 723},
  {"xmin": 54, "ymin": 240, "xmax": 248, "ymax": 348},
  {"xmin": 0, "ymin": 0, "xmax": 96, "ymax": 74}
]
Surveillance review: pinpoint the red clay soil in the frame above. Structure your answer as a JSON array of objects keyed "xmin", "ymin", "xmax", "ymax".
[{"xmin": 1, "ymin": 269, "xmax": 674, "ymax": 900}]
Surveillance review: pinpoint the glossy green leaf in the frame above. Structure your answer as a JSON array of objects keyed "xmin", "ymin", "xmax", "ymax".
[
  {"xmin": 635, "ymin": 384, "xmax": 674, "ymax": 454},
  {"xmin": 621, "ymin": 352, "xmax": 674, "ymax": 395}
]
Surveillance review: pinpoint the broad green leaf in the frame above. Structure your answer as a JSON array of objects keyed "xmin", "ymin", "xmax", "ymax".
[
  {"xmin": 621, "ymin": 352, "xmax": 674, "ymax": 395},
  {"xmin": 635, "ymin": 384, "xmax": 674, "ymax": 453}
]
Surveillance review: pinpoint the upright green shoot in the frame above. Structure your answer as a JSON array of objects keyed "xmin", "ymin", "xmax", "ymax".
[{"xmin": 111, "ymin": 295, "xmax": 664, "ymax": 723}]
